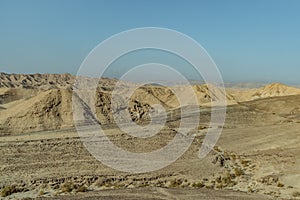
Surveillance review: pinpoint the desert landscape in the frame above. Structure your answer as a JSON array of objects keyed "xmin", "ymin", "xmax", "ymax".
[{"xmin": 1, "ymin": 72, "xmax": 300, "ymax": 199}]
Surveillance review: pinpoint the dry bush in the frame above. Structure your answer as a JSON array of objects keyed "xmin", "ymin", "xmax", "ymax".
[
  {"xmin": 76, "ymin": 185, "xmax": 87, "ymax": 193},
  {"xmin": 277, "ymin": 182, "xmax": 284, "ymax": 187},
  {"xmin": 169, "ymin": 179, "xmax": 183, "ymax": 188},
  {"xmin": 60, "ymin": 181, "xmax": 75, "ymax": 193},
  {"xmin": 191, "ymin": 182, "xmax": 204, "ymax": 188},
  {"xmin": 1, "ymin": 185, "xmax": 18, "ymax": 197},
  {"xmin": 234, "ymin": 168, "xmax": 243, "ymax": 177},
  {"xmin": 38, "ymin": 189, "xmax": 45, "ymax": 196},
  {"xmin": 292, "ymin": 191, "xmax": 300, "ymax": 197}
]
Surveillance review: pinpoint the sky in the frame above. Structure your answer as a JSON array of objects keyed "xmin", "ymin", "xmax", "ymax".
[{"xmin": 0, "ymin": 0, "xmax": 300, "ymax": 84}]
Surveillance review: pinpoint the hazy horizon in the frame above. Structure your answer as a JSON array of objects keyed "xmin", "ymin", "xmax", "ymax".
[{"xmin": 1, "ymin": 71, "xmax": 298, "ymax": 89}]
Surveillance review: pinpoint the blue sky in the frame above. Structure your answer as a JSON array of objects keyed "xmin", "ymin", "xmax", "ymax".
[{"xmin": 0, "ymin": 0, "xmax": 299, "ymax": 84}]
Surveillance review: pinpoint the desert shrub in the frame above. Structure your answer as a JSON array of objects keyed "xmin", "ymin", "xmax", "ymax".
[
  {"xmin": 221, "ymin": 172, "xmax": 232, "ymax": 184},
  {"xmin": 215, "ymin": 176, "xmax": 222, "ymax": 183},
  {"xmin": 169, "ymin": 179, "xmax": 182, "ymax": 187},
  {"xmin": 227, "ymin": 181, "xmax": 237, "ymax": 187},
  {"xmin": 198, "ymin": 125, "xmax": 207, "ymax": 130},
  {"xmin": 213, "ymin": 146, "xmax": 221, "ymax": 152},
  {"xmin": 260, "ymin": 175, "xmax": 279, "ymax": 185},
  {"xmin": 241, "ymin": 159, "xmax": 250, "ymax": 166},
  {"xmin": 277, "ymin": 182, "xmax": 284, "ymax": 187},
  {"xmin": 234, "ymin": 168, "xmax": 243, "ymax": 177},
  {"xmin": 292, "ymin": 191, "xmax": 300, "ymax": 197},
  {"xmin": 60, "ymin": 182, "xmax": 75, "ymax": 193},
  {"xmin": 205, "ymin": 184, "xmax": 214, "ymax": 189},
  {"xmin": 138, "ymin": 182, "xmax": 150, "ymax": 187},
  {"xmin": 1, "ymin": 185, "xmax": 17, "ymax": 197},
  {"xmin": 248, "ymin": 188, "xmax": 255, "ymax": 193},
  {"xmin": 215, "ymin": 183, "xmax": 224, "ymax": 189},
  {"xmin": 38, "ymin": 189, "xmax": 45, "ymax": 196},
  {"xmin": 94, "ymin": 177, "xmax": 107, "ymax": 187},
  {"xmin": 76, "ymin": 185, "xmax": 87, "ymax": 193},
  {"xmin": 192, "ymin": 182, "xmax": 204, "ymax": 188},
  {"xmin": 230, "ymin": 154, "xmax": 237, "ymax": 160}
]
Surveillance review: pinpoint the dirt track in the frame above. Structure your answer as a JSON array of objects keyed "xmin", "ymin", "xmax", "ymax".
[{"xmin": 38, "ymin": 187, "xmax": 270, "ymax": 200}]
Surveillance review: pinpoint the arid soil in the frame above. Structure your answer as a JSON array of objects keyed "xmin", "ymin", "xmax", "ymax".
[
  {"xmin": 1, "ymin": 73, "xmax": 300, "ymax": 199},
  {"xmin": 38, "ymin": 187, "xmax": 269, "ymax": 200}
]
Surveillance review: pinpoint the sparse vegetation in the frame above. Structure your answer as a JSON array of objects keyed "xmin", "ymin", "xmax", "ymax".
[
  {"xmin": 60, "ymin": 181, "xmax": 75, "ymax": 193},
  {"xmin": 169, "ymin": 179, "xmax": 183, "ymax": 187},
  {"xmin": 1, "ymin": 73, "xmax": 300, "ymax": 199},
  {"xmin": 38, "ymin": 189, "xmax": 45, "ymax": 196},
  {"xmin": 277, "ymin": 182, "xmax": 284, "ymax": 187},
  {"xmin": 76, "ymin": 185, "xmax": 87, "ymax": 193},
  {"xmin": 1, "ymin": 185, "xmax": 17, "ymax": 197},
  {"xmin": 205, "ymin": 184, "xmax": 214, "ymax": 189},
  {"xmin": 198, "ymin": 125, "xmax": 207, "ymax": 130},
  {"xmin": 234, "ymin": 168, "xmax": 243, "ymax": 177},
  {"xmin": 191, "ymin": 182, "xmax": 205, "ymax": 188},
  {"xmin": 241, "ymin": 159, "xmax": 251, "ymax": 167},
  {"xmin": 292, "ymin": 191, "xmax": 300, "ymax": 197}
]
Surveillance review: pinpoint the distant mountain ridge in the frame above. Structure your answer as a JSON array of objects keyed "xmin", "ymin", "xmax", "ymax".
[
  {"xmin": 1, "ymin": 72, "xmax": 299, "ymax": 89},
  {"xmin": 0, "ymin": 72, "xmax": 74, "ymax": 89}
]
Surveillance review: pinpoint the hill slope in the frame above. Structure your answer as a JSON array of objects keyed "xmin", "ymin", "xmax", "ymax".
[
  {"xmin": 1, "ymin": 73, "xmax": 300, "ymax": 134},
  {"xmin": 229, "ymin": 83, "xmax": 300, "ymax": 102}
]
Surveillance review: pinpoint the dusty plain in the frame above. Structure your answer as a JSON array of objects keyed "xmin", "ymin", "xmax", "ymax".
[{"xmin": 1, "ymin": 73, "xmax": 300, "ymax": 199}]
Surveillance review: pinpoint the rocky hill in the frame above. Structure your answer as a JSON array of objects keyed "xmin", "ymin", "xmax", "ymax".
[{"xmin": 1, "ymin": 73, "xmax": 300, "ymax": 134}]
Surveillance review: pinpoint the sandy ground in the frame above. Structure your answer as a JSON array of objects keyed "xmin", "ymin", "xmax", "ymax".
[
  {"xmin": 37, "ymin": 187, "xmax": 269, "ymax": 200},
  {"xmin": 2, "ymin": 96, "xmax": 300, "ymax": 199},
  {"xmin": 1, "ymin": 74, "xmax": 300, "ymax": 199}
]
